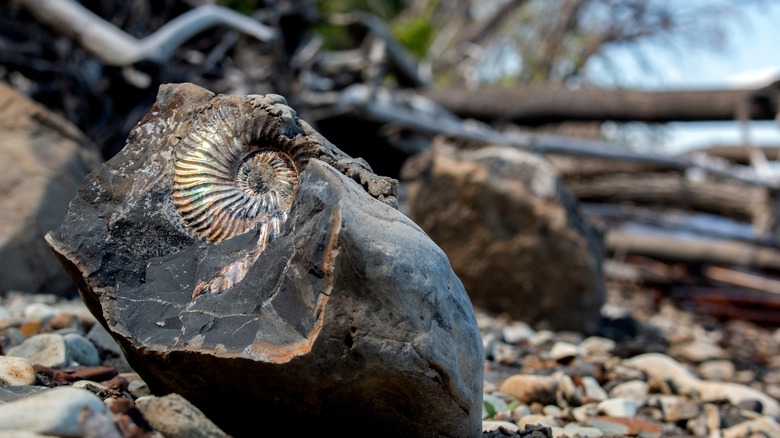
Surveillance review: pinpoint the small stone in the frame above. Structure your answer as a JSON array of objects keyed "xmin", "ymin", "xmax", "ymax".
[
  {"xmin": 0, "ymin": 356, "xmax": 35, "ymax": 386},
  {"xmin": 587, "ymin": 416, "xmax": 662, "ymax": 437},
  {"xmin": 518, "ymin": 414, "xmax": 559, "ymax": 429},
  {"xmin": 511, "ymin": 405, "xmax": 533, "ymax": 422},
  {"xmin": 556, "ymin": 373, "xmax": 582, "ymax": 405},
  {"xmin": 552, "ymin": 423, "xmax": 604, "ymax": 437},
  {"xmin": 608, "ymin": 380, "xmax": 649, "ymax": 406},
  {"xmin": 598, "ymin": 398, "xmax": 638, "ymax": 417},
  {"xmin": 721, "ymin": 416, "xmax": 780, "ymax": 438},
  {"xmin": 549, "ymin": 342, "xmax": 580, "ymax": 363},
  {"xmin": 481, "ymin": 420, "xmax": 519, "ymax": 432},
  {"xmin": 669, "ymin": 340, "xmax": 728, "ymax": 363},
  {"xmin": 736, "ymin": 399, "xmax": 764, "ymax": 414},
  {"xmin": 0, "ymin": 386, "xmax": 48, "ymax": 403},
  {"xmin": 698, "ymin": 359, "xmax": 735, "ymax": 381},
  {"xmin": 6, "ymin": 334, "xmax": 67, "ymax": 368},
  {"xmin": 125, "ymin": 376, "xmax": 151, "ymax": 399},
  {"xmin": 500, "ymin": 375, "xmax": 558, "ymax": 405},
  {"xmin": 579, "ymin": 336, "xmax": 616, "ymax": 356},
  {"xmin": 572, "ymin": 403, "xmax": 600, "ymax": 422},
  {"xmin": 653, "ymin": 395, "xmax": 700, "ymax": 422},
  {"xmin": 135, "ymin": 393, "xmax": 227, "ymax": 438},
  {"xmin": 21, "ymin": 303, "xmax": 58, "ymax": 323},
  {"xmin": 531, "ymin": 330, "xmax": 556, "ymax": 348},
  {"xmin": 48, "ymin": 313, "xmax": 82, "ymax": 332},
  {"xmin": 87, "ymin": 324, "xmax": 125, "ymax": 359},
  {"xmin": 703, "ymin": 403, "xmax": 721, "ymax": 434},
  {"xmin": 0, "ymin": 387, "xmax": 109, "ymax": 436},
  {"xmin": 542, "ymin": 405, "xmax": 562, "ymax": 417},
  {"xmin": 63, "ymin": 333, "xmax": 100, "ymax": 366},
  {"xmin": 502, "ymin": 322, "xmax": 535, "ymax": 344},
  {"xmin": 581, "ymin": 376, "xmax": 608, "ymax": 402}
]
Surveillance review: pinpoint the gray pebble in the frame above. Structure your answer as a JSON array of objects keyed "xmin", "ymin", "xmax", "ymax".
[
  {"xmin": 0, "ymin": 387, "xmax": 108, "ymax": 436},
  {"xmin": 63, "ymin": 333, "xmax": 100, "ymax": 366},
  {"xmin": 6, "ymin": 334, "xmax": 67, "ymax": 368},
  {"xmin": 135, "ymin": 393, "xmax": 227, "ymax": 438}
]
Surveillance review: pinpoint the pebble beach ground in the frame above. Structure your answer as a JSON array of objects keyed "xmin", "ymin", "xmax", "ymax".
[{"xmin": 1, "ymin": 281, "xmax": 779, "ymax": 437}]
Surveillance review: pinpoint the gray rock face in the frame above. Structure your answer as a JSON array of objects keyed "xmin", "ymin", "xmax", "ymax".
[
  {"xmin": 402, "ymin": 142, "xmax": 605, "ymax": 333},
  {"xmin": 45, "ymin": 83, "xmax": 483, "ymax": 437},
  {"xmin": 0, "ymin": 82, "xmax": 101, "ymax": 296}
]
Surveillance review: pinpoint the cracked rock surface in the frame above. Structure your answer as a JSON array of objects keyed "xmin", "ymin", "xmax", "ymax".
[{"xmin": 44, "ymin": 83, "xmax": 483, "ymax": 437}]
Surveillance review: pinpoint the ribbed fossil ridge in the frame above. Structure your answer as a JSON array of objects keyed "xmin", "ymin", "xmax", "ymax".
[{"xmin": 172, "ymin": 98, "xmax": 303, "ymax": 244}]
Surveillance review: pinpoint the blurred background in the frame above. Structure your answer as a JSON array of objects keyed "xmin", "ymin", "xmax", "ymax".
[{"xmin": 2, "ymin": 0, "xmax": 780, "ymax": 329}]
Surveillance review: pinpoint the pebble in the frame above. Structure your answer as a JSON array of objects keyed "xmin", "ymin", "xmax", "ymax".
[
  {"xmin": 135, "ymin": 393, "xmax": 227, "ymax": 438},
  {"xmin": 608, "ymin": 379, "xmax": 648, "ymax": 405},
  {"xmin": 698, "ymin": 359, "xmax": 736, "ymax": 380},
  {"xmin": 549, "ymin": 341, "xmax": 580, "ymax": 363},
  {"xmin": 62, "ymin": 333, "xmax": 100, "ymax": 366},
  {"xmin": 0, "ymin": 387, "xmax": 109, "ymax": 436},
  {"xmin": 597, "ymin": 397, "xmax": 637, "ymax": 417},
  {"xmin": 502, "ymin": 322, "xmax": 535, "ymax": 344},
  {"xmin": 652, "ymin": 395, "xmax": 700, "ymax": 422},
  {"xmin": 6, "ymin": 334, "xmax": 67, "ymax": 368},
  {"xmin": 499, "ymin": 375, "xmax": 558, "ymax": 405},
  {"xmin": 481, "ymin": 420, "xmax": 519, "ymax": 432},
  {"xmin": 580, "ymin": 376, "xmax": 608, "ymax": 402},
  {"xmin": 552, "ymin": 423, "xmax": 604, "ymax": 437},
  {"xmin": 0, "ymin": 356, "xmax": 35, "ymax": 386}
]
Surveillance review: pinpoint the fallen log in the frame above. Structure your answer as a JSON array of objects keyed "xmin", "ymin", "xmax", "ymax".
[
  {"xmin": 422, "ymin": 81, "xmax": 780, "ymax": 124},
  {"xmin": 704, "ymin": 265, "xmax": 780, "ymax": 296},
  {"xmin": 582, "ymin": 203, "xmax": 767, "ymax": 245},
  {"xmin": 569, "ymin": 174, "xmax": 773, "ymax": 230},
  {"xmin": 605, "ymin": 226, "xmax": 780, "ymax": 271},
  {"xmin": 669, "ymin": 286, "xmax": 780, "ymax": 326}
]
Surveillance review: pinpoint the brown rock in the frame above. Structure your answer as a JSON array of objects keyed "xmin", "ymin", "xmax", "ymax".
[
  {"xmin": 402, "ymin": 141, "xmax": 604, "ymax": 332},
  {"xmin": 0, "ymin": 81, "xmax": 102, "ymax": 296},
  {"xmin": 499, "ymin": 374, "xmax": 559, "ymax": 405}
]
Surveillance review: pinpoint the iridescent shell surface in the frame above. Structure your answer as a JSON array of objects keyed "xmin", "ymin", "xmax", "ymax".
[
  {"xmin": 172, "ymin": 102, "xmax": 300, "ymax": 244},
  {"xmin": 170, "ymin": 96, "xmax": 307, "ymax": 298}
]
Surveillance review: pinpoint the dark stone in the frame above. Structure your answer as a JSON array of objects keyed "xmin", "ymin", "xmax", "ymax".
[
  {"xmin": 46, "ymin": 83, "xmax": 483, "ymax": 437},
  {"xmin": 402, "ymin": 141, "xmax": 605, "ymax": 333}
]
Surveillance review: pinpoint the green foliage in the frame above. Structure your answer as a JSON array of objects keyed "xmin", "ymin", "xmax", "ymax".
[
  {"xmin": 483, "ymin": 400, "xmax": 497, "ymax": 419},
  {"xmin": 391, "ymin": 17, "xmax": 435, "ymax": 59}
]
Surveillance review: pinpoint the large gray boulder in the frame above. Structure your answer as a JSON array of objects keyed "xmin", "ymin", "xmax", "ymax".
[
  {"xmin": 45, "ymin": 83, "xmax": 483, "ymax": 437},
  {"xmin": 402, "ymin": 141, "xmax": 605, "ymax": 333},
  {"xmin": 0, "ymin": 81, "xmax": 101, "ymax": 295}
]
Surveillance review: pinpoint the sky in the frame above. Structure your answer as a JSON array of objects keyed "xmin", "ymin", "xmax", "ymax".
[{"xmin": 590, "ymin": 3, "xmax": 780, "ymax": 153}]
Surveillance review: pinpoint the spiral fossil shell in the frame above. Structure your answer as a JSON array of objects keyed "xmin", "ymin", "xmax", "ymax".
[{"xmin": 172, "ymin": 99, "xmax": 302, "ymax": 244}]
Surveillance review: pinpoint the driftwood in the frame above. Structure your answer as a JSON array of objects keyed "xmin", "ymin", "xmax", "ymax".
[
  {"xmin": 582, "ymin": 204, "xmax": 765, "ymax": 245},
  {"xmin": 669, "ymin": 287, "xmax": 780, "ymax": 325},
  {"xmin": 684, "ymin": 145, "xmax": 780, "ymax": 166},
  {"xmin": 422, "ymin": 81, "xmax": 780, "ymax": 124},
  {"xmin": 605, "ymin": 227, "xmax": 780, "ymax": 271},
  {"xmin": 570, "ymin": 173, "xmax": 774, "ymax": 231},
  {"xmin": 704, "ymin": 265, "xmax": 780, "ymax": 295},
  {"xmin": 16, "ymin": 0, "xmax": 277, "ymax": 67}
]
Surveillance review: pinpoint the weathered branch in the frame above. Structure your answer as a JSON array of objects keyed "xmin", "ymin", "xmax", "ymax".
[
  {"xmin": 17, "ymin": 0, "xmax": 277, "ymax": 66},
  {"xmin": 422, "ymin": 82, "xmax": 780, "ymax": 124},
  {"xmin": 606, "ymin": 228, "xmax": 780, "ymax": 271}
]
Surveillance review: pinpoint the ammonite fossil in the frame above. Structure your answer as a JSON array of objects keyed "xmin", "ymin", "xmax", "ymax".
[{"xmin": 170, "ymin": 95, "xmax": 309, "ymax": 298}]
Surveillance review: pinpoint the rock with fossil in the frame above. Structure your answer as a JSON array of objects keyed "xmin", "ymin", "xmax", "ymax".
[{"xmin": 45, "ymin": 83, "xmax": 483, "ymax": 437}]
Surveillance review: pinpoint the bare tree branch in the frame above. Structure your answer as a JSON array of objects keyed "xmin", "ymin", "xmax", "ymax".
[
  {"xmin": 16, "ymin": 0, "xmax": 277, "ymax": 66},
  {"xmin": 423, "ymin": 82, "xmax": 780, "ymax": 124}
]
